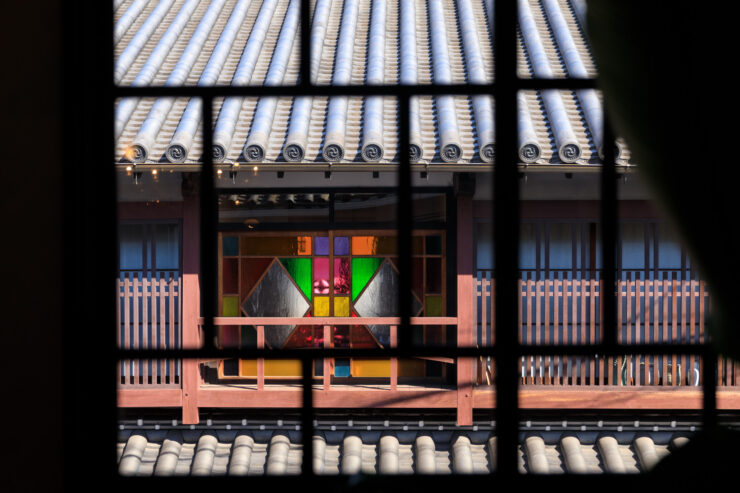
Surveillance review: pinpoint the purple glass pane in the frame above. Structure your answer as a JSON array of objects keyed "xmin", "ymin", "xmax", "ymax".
[
  {"xmin": 315, "ymin": 236, "xmax": 329, "ymax": 255},
  {"xmin": 334, "ymin": 236, "xmax": 349, "ymax": 255},
  {"xmin": 314, "ymin": 258, "xmax": 330, "ymax": 294}
]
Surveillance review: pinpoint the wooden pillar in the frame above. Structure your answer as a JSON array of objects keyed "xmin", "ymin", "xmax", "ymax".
[
  {"xmin": 456, "ymin": 194, "xmax": 475, "ymax": 425},
  {"xmin": 181, "ymin": 190, "xmax": 200, "ymax": 424}
]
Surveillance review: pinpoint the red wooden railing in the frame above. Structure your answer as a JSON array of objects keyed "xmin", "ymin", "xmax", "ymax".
[
  {"xmin": 475, "ymin": 274, "xmax": 739, "ymax": 388},
  {"xmin": 117, "ymin": 276, "xmax": 181, "ymax": 388},
  {"xmin": 116, "ymin": 275, "xmax": 740, "ymax": 424},
  {"xmin": 210, "ymin": 316, "xmax": 457, "ymax": 391}
]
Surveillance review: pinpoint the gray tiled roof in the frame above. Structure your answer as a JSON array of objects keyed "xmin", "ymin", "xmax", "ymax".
[
  {"xmin": 114, "ymin": 0, "xmax": 629, "ymax": 166},
  {"xmin": 117, "ymin": 426, "xmax": 689, "ymax": 475}
]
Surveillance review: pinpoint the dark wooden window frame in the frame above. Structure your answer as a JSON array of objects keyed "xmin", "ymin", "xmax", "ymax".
[{"xmin": 59, "ymin": 0, "xmax": 719, "ymax": 486}]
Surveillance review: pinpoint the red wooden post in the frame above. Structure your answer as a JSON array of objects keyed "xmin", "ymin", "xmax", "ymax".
[
  {"xmin": 390, "ymin": 325, "xmax": 398, "ymax": 391},
  {"xmin": 257, "ymin": 326, "xmax": 265, "ymax": 391},
  {"xmin": 456, "ymin": 195, "xmax": 474, "ymax": 426},
  {"xmin": 181, "ymin": 194, "xmax": 200, "ymax": 424},
  {"xmin": 323, "ymin": 325, "xmax": 331, "ymax": 390}
]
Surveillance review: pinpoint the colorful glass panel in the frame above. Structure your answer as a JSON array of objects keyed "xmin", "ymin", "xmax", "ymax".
[
  {"xmin": 353, "ymin": 261, "xmax": 398, "ymax": 347},
  {"xmin": 351, "ymin": 257, "xmax": 382, "ymax": 301},
  {"xmin": 334, "ymin": 325, "xmax": 350, "ymax": 347},
  {"xmin": 334, "ymin": 257, "xmax": 350, "ymax": 294},
  {"xmin": 222, "ymin": 258, "xmax": 238, "ymax": 294},
  {"xmin": 315, "ymin": 296, "xmax": 330, "ymax": 316},
  {"xmin": 219, "ymin": 326, "xmax": 239, "ymax": 348},
  {"xmin": 412, "ymin": 257, "xmax": 423, "ymax": 299},
  {"xmin": 242, "ymin": 261, "xmax": 310, "ymax": 349},
  {"xmin": 425, "ymin": 295, "xmax": 443, "ymax": 316},
  {"xmin": 412, "ymin": 236, "xmax": 423, "ymax": 255},
  {"xmin": 334, "ymin": 296, "xmax": 350, "ymax": 317},
  {"xmin": 240, "ymin": 236, "xmax": 311, "ymax": 256},
  {"xmin": 351, "ymin": 236, "xmax": 397, "ymax": 255},
  {"xmin": 222, "ymin": 236, "xmax": 239, "ymax": 256},
  {"xmin": 353, "ymin": 359, "xmax": 390, "ymax": 377},
  {"xmin": 425, "ymin": 258, "xmax": 442, "ymax": 293},
  {"xmin": 334, "ymin": 236, "xmax": 349, "ymax": 255},
  {"xmin": 223, "ymin": 358, "xmax": 239, "ymax": 376},
  {"xmin": 313, "ymin": 258, "xmax": 329, "ymax": 294},
  {"xmin": 283, "ymin": 325, "xmax": 315, "ymax": 348},
  {"xmin": 334, "ymin": 359, "xmax": 351, "ymax": 377},
  {"xmin": 240, "ymin": 326, "xmax": 256, "ymax": 347},
  {"xmin": 425, "ymin": 235, "xmax": 442, "ymax": 255},
  {"xmin": 222, "ymin": 295, "xmax": 239, "ymax": 316},
  {"xmin": 280, "ymin": 258, "xmax": 312, "ymax": 300},
  {"xmin": 350, "ymin": 325, "xmax": 378, "ymax": 347},
  {"xmin": 315, "ymin": 236, "xmax": 329, "ymax": 255},
  {"xmin": 240, "ymin": 258, "xmax": 274, "ymax": 301}
]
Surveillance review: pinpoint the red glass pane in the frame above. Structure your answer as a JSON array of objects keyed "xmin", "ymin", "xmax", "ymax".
[
  {"xmin": 283, "ymin": 325, "xmax": 314, "ymax": 348},
  {"xmin": 426, "ymin": 258, "xmax": 442, "ymax": 293},
  {"xmin": 351, "ymin": 325, "xmax": 379, "ymax": 348},
  {"xmin": 219, "ymin": 325, "xmax": 239, "ymax": 348},
  {"xmin": 334, "ymin": 325, "xmax": 350, "ymax": 347},
  {"xmin": 222, "ymin": 258, "xmax": 238, "ymax": 294},
  {"xmin": 334, "ymin": 257, "xmax": 350, "ymax": 294},
  {"xmin": 313, "ymin": 258, "xmax": 329, "ymax": 294},
  {"xmin": 240, "ymin": 258, "xmax": 274, "ymax": 301}
]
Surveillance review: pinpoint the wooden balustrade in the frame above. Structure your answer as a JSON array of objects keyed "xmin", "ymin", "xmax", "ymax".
[
  {"xmin": 116, "ymin": 276, "xmax": 740, "ymax": 423},
  {"xmin": 117, "ymin": 275, "xmax": 181, "ymax": 388},
  {"xmin": 475, "ymin": 273, "xmax": 738, "ymax": 387}
]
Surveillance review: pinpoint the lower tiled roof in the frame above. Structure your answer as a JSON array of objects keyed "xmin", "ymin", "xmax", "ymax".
[{"xmin": 118, "ymin": 425, "xmax": 690, "ymax": 475}]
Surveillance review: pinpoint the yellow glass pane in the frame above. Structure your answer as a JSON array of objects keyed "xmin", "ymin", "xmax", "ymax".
[
  {"xmin": 399, "ymin": 359, "xmax": 426, "ymax": 377},
  {"xmin": 334, "ymin": 297, "xmax": 349, "ymax": 316},
  {"xmin": 222, "ymin": 296, "xmax": 239, "ymax": 316},
  {"xmin": 315, "ymin": 296, "xmax": 330, "ymax": 316},
  {"xmin": 353, "ymin": 358, "xmax": 390, "ymax": 377},
  {"xmin": 239, "ymin": 359, "xmax": 302, "ymax": 377}
]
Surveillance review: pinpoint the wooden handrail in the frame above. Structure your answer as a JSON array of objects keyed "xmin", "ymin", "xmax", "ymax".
[{"xmin": 200, "ymin": 316, "xmax": 457, "ymax": 325}]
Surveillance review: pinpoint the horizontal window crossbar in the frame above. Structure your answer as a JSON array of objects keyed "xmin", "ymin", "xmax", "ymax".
[
  {"xmin": 111, "ymin": 79, "xmax": 598, "ymax": 99},
  {"xmin": 117, "ymin": 343, "xmax": 715, "ymax": 361}
]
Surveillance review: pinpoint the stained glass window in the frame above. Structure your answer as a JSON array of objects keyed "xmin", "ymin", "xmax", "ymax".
[{"xmin": 218, "ymin": 231, "xmax": 446, "ymax": 378}]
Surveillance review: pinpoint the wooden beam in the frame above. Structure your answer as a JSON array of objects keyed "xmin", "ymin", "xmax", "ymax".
[
  {"xmin": 181, "ymin": 194, "xmax": 200, "ymax": 424},
  {"xmin": 472, "ymin": 388, "xmax": 740, "ymax": 410},
  {"xmin": 197, "ymin": 388, "xmax": 457, "ymax": 408},
  {"xmin": 117, "ymin": 389, "xmax": 182, "ymax": 407},
  {"xmin": 456, "ymin": 195, "xmax": 474, "ymax": 425},
  {"xmin": 207, "ymin": 316, "xmax": 457, "ymax": 325}
]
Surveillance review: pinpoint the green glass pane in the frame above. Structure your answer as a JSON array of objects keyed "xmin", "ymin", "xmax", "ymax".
[
  {"xmin": 425, "ymin": 295, "xmax": 443, "ymax": 316},
  {"xmin": 240, "ymin": 326, "xmax": 257, "ymax": 348},
  {"xmin": 222, "ymin": 296, "xmax": 239, "ymax": 316},
  {"xmin": 352, "ymin": 257, "xmax": 383, "ymax": 301},
  {"xmin": 280, "ymin": 258, "xmax": 312, "ymax": 301}
]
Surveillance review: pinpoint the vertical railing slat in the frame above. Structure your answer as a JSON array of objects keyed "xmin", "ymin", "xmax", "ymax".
[
  {"xmin": 390, "ymin": 324, "xmax": 398, "ymax": 391},
  {"xmin": 324, "ymin": 324, "xmax": 331, "ymax": 390},
  {"xmin": 257, "ymin": 325, "xmax": 264, "ymax": 391}
]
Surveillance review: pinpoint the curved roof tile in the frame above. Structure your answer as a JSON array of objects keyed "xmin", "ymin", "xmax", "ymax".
[
  {"xmin": 114, "ymin": 0, "xmax": 629, "ymax": 166},
  {"xmin": 117, "ymin": 426, "xmax": 685, "ymax": 475}
]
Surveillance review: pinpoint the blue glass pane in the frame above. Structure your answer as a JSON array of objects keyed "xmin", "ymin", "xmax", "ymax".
[
  {"xmin": 334, "ymin": 359, "xmax": 350, "ymax": 377},
  {"xmin": 119, "ymin": 224, "xmax": 143, "ymax": 270},
  {"xmin": 315, "ymin": 236, "xmax": 329, "ymax": 255},
  {"xmin": 549, "ymin": 223, "xmax": 572, "ymax": 269},
  {"xmin": 621, "ymin": 223, "xmax": 645, "ymax": 269},
  {"xmin": 223, "ymin": 236, "xmax": 238, "ymax": 256},
  {"xmin": 425, "ymin": 235, "xmax": 442, "ymax": 255},
  {"xmin": 334, "ymin": 236, "xmax": 349, "ymax": 256},
  {"xmin": 154, "ymin": 224, "xmax": 179, "ymax": 269}
]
